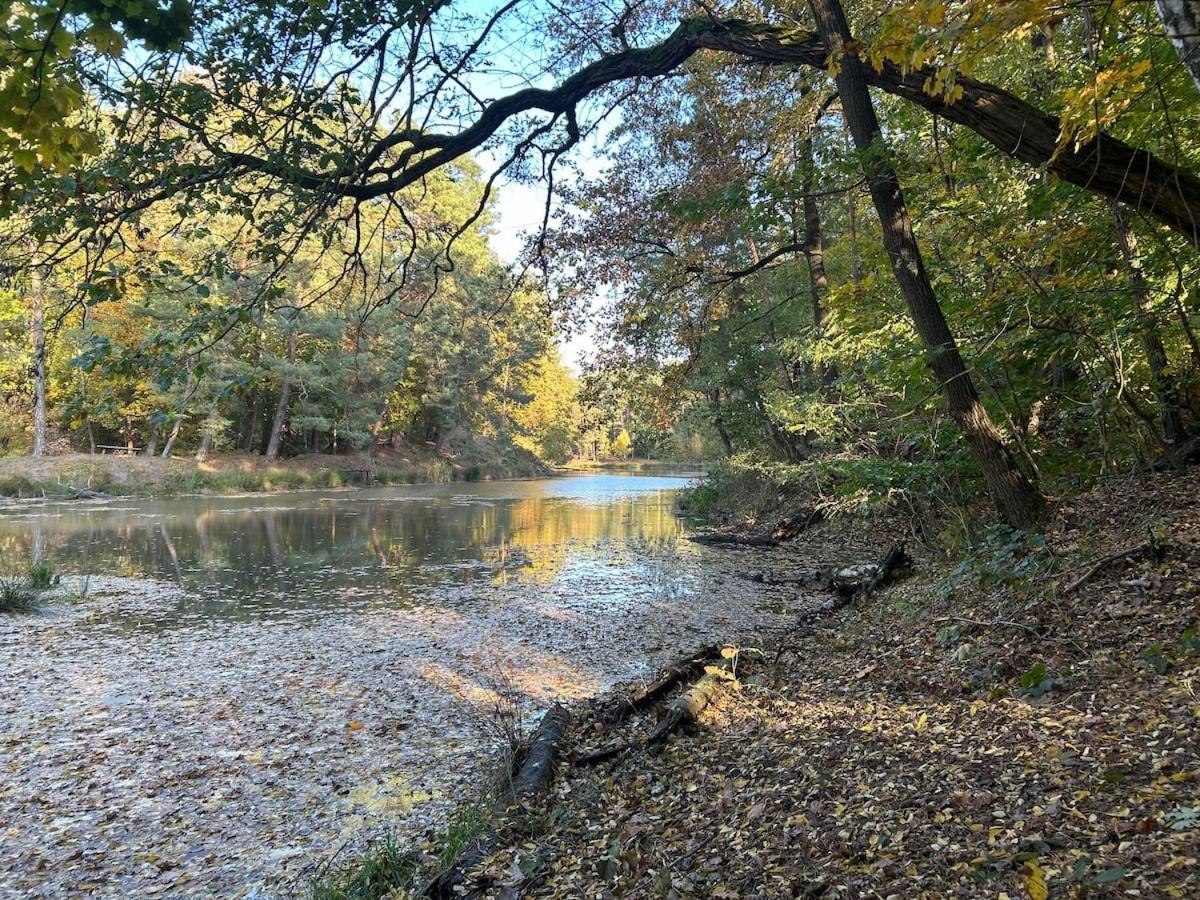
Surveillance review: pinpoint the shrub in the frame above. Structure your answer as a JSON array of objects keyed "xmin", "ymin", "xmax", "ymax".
[
  {"xmin": 309, "ymin": 833, "xmax": 419, "ymax": 900},
  {"xmin": 0, "ymin": 475, "xmax": 36, "ymax": 498},
  {"xmin": 309, "ymin": 807, "xmax": 488, "ymax": 900}
]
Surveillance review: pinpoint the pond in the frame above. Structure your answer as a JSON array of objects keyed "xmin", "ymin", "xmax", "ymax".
[{"xmin": 0, "ymin": 474, "xmax": 790, "ymax": 897}]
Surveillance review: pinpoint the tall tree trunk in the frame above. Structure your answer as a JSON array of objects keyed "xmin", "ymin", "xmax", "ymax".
[
  {"xmin": 1111, "ymin": 203, "xmax": 1189, "ymax": 446},
  {"xmin": 143, "ymin": 419, "xmax": 160, "ymax": 456},
  {"xmin": 1157, "ymin": 0, "xmax": 1200, "ymax": 92},
  {"xmin": 801, "ymin": 136, "xmax": 837, "ymax": 389},
  {"xmin": 265, "ymin": 325, "xmax": 298, "ymax": 460},
  {"xmin": 708, "ymin": 390, "xmax": 735, "ymax": 456},
  {"xmin": 30, "ymin": 262, "xmax": 47, "ymax": 457},
  {"xmin": 808, "ymin": 0, "xmax": 1044, "ymax": 527},
  {"xmin": 843, "ymin": 125, "xmax": 864, "ymax": 284}
]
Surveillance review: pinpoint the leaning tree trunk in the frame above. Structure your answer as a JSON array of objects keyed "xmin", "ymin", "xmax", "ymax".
[
  {"xmin": 1111, "ymin": 203, "xmax": 1189, "ymax": 447},
  {"xmin": 1157, "ymin": 0, "xmax": 1200, "ymax": 92},
  {"xmin": 30, "ymin": 260, "xmax": 47, "ymax": 457},
  {"xmin": 808, "ymin": 0, "xmax": 1044, "ymax": 528},
  {"xmin": 161, "ymin": 417, "xmax": 183, "ymax": 457},
  {"xmin": 264, "ymin": 326, "xmax": 298, "ymax": 460}
]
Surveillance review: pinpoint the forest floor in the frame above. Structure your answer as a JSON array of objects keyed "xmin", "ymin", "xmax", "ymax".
[
  {"xmin": 428, "ymin": 469, "xmax": 1200, "ymax": 898},
  {"xmin": 0, "ymin": 443, "xmax": 545, "ymax": 499}
]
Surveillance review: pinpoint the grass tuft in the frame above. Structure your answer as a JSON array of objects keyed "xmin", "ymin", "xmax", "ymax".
[
  {"xmin": 0, "ymin": 576, "xmax": 48, "ymax": 613},
  {"xmin": 309, "ymin": 807, "xmax": 489, "ymax": 900},
  {"xmin": 27, "ymin": 562, "xmax": 56, "ymax": 589}
]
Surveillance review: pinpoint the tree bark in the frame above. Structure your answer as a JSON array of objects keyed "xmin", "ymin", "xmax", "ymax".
[
  {"xmin": 29, "ymin": 261, "xmax": 47, "ymax": 457},
  {"xmin": 1157, "ymin": 0, "xmax": 1200, "ymax": 92},
  {"xmin": 808, "ymin": 0, "xmax": 1044, "ymax": 528},
  {"xmin": 196, "ymin": 407, "xmax": 219, "ymax": 460},
  {"xmin": 801, "ymin": 135, "xmax": 837, "ymax": 389},
  {"xmin": 1111, "ymin": 203, "xmax": 1189, "ymax": 447},
  {"xmin": 143, "ymin": 419, "xmax": 160, "ymax": 456},
  {"xmin": 161, "ymin": 417, "xmax": 182, "ymax": 457},
  {"xmin": 265, "ymin": 324, "xmax": 298, "ymax": 460}
]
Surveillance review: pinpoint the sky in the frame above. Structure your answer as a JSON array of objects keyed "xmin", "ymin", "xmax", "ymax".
[{"xmin": 450, "ymin": 0, "xmax": 625, "ymax": 374}]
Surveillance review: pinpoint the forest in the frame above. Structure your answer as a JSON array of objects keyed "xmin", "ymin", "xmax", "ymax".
[
  {"xmin": 1, "ymin": 0, "xmax": 1199, "ymax": 897},
  {"xmin": 1, "ymin": 0, "xmax": 1198, "ymax": 520}
]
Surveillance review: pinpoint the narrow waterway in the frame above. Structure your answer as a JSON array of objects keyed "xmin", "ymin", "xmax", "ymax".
[{"xmin": 0, "ymin": 474, "xmax": 791, "ymax": 897}]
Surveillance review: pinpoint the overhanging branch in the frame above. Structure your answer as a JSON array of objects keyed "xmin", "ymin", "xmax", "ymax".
[{"xmin": 211, "ymin": 18, "xmax": 1200, "ymax": 247}]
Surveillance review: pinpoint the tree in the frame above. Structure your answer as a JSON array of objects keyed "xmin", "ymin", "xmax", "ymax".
[{"xmin": 807, "ymin": 0, "xmax": 1043, "ymax": 526}]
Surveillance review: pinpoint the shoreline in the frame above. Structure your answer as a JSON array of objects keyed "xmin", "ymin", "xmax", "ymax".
[{"xmin": 328, "ymin": 466, "xmax": 1200, "ymax": 898}]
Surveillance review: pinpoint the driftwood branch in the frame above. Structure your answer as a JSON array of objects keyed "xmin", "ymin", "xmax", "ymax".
[
  {"xmin": 689, "ymin": 510, "xmax": 823, "ymax": 548},
  {"xmin": 772, "ymin": 545, "xmax": 911, "ymax": 663},
  {"xmin": 596, "ymin": 644, "xmax": 719, "ymax": 725},
  {"xmin": 575, "ymin": 650, "xmax": 737, "ymax": 766}
]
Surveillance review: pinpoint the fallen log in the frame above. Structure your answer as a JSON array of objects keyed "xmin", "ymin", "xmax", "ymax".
[
  {"xmin": 644, "ymin": 667, "xmax": 728, "ymax": 747},
  {"xmin": 576, "ymin": 652, "xmax": 737, "ymax": 766},
  {"xmin": 509, "ymin": 703, "xmax": 570, "ymax": 803},
  {"xmin": 688, "ymin": 531, "xmax": 780, "ymax": 547},
  {"xmin": 772, "ymin": 545, "xmax": 911, "ymax": 663},
  {"xmin": 689, "ymin": 509, "xmax": 824, "ymax": 548},
  {"xmin": 66, "ymin": 489, "xmax": 113, "ymax": 500},
  {"xmin": 770, "ymin": 508, "xmax": 824, "ymax": 540},
  {"xmin": 851, "ymin": 544, "xmax": 911, "ymax": 600},
  {"xmin": 596, "ymin": 644, "xmax": 719, "ymax": 725},
  {"xmin": 424, "ymin": 703, "xmax": 571, "ymax": 899}
]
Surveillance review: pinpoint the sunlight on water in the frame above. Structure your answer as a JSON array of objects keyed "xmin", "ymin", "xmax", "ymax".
[{"xmin": 0, "ymin": 474, "xmax": 698, "ymax": 625}]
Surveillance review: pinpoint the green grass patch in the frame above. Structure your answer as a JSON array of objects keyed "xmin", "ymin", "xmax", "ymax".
[
  {"xmin": 27, "ymin": 562, "xmax": 56, "ymax": 589},
  {"xmin": 309, "ymin": 806, "xmax": 488, "ymax": 900}
]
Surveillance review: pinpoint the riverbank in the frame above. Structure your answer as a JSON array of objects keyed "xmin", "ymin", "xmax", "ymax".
[
  {"xmin": 356, "ymin": 467, "xmax": 1200, "ymax": 897},
  {"xmin": 0, "ymin": 444, "xmax": 546, "ymax": 500}
]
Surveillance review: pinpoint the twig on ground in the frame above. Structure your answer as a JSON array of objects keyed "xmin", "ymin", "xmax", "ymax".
[{"xmin": 1062, "ymin": 540, "xmax": 1156, "ymax": 594}]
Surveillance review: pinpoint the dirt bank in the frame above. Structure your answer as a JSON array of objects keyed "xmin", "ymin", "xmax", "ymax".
[{"xmin": 0, "ymin": 444, "xmax": 545, "ymax": 499}]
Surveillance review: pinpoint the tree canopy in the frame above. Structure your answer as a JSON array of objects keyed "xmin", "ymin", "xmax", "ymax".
[{"xmin": 2, "ymin": 0, "xmax": 1199, "ymax": 522}]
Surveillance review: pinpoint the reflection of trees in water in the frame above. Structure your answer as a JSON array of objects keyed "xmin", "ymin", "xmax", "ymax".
[{"xmin": 0, "ymin": 489, "xmax": 686, "ymax": 616}]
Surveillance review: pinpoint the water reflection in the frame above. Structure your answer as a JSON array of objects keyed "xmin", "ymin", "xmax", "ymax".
[{"xmin": 0, "ymin": 474, "xmax": 695, "ymax": 623}]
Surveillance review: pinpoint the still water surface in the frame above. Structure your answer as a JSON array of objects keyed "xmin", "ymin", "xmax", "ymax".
[
  {"xmin": 1, "ymin": 473, "xmax": 697, "ymax": 624},
  {"xmin": 0, "ymin": 473, "xmax": 788, "ymax": 897}
]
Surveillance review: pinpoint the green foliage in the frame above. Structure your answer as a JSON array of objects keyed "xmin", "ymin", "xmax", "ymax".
[
  {"xmin": 309, "ymin": 833, "xmax": 419, "ymax": 900},
  {"xmin": 26, "ymin": 562, "xmax": 56, "ymax": 590},
  {"xmin": 1017, "ymin": 662, "xmax": 1066, "ymax": 699},
  {"xmin": 309, "ymin": 806, "xmax": 487, "ymax": 900},
  {"xmin": 0, "ymin": 475, "xmax": 37, "ymax": 498},
  {"xmin": 939, "ymin": 527, "xmax": 1053, "ymax": 600}
]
